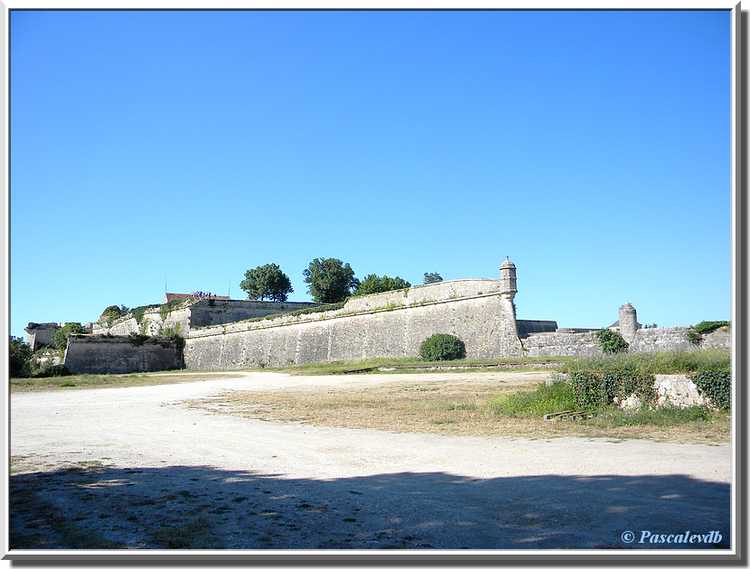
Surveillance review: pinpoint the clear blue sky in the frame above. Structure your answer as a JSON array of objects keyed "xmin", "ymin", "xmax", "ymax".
[{"xmin": 10, "ymin": 10, "xmax": 731, "ymax": 337}]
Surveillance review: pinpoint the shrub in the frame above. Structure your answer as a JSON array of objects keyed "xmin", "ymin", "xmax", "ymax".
[
  {"xmin": 692, "ymin": 369, "xmax": 731, "ymax": 410},
  {"xmin": 570, "ymin": 368, "xmax": 656, "ymax": 409},
  {"xmin": 595, "ymin": 329, "xmax": 629, "ymax": 354},
  {"xmin": 419, "ymin": 334, "xmax": 466, "ymax": 361},
  {"xmin": 131, "ymin": 304, "xmax": 159, "ymax": 325},
  {"xmin": 688, "ymin": 321, "xmax": 730, "ymax": 345},
  {"xmin": 39, "ymin": 364, "xmax": 71, "ymax": 377},
  {"xmin": 9, "ymin": 336, "xmax": 32, "ymax": 378},
  {"xmin": 693, "ymin": 320, "xmax": 730, "ymax": 335},
  {"xmin": 687, "ymin": 328, "xmax": 703, "ymax": 345},
  {"xmin": 127, "ymin": 333, "xmax": 150, "ymax": 346}
]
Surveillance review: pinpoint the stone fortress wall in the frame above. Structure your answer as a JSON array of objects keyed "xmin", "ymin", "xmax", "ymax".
[
  {"xmin": 64, "ymin": 335, "xmax": 182, "ymax": 375},
  {"xmin": 91, "ymin": 299, "xmax": 318, "ymax": 338},
  {"xmin": 183, "ymin": 278, "xmax": 522, "ymax": 369},
  {"xmin": 46, "ymin": 259, "xmax": 730, "ymax": 374}
]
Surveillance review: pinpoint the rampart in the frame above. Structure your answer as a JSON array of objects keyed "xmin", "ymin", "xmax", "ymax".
[
  {"xmin": 64, "ymin": 335, "xmax": 183, "ymax": 375},
  {"xmin": 521, "ymin": 327, "xmax": 730, "ymax": 357},
  {"xmin": 183, "ymin": 279, "xmax": 522, "ymax": 369},
  {"xmin": 92, "ymin": 299, "xmax": 319, "ymax": 337}
]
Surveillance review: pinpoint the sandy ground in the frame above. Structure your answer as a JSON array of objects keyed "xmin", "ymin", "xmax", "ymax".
[{"xmin": 10, "ymin": 371, "xmax": 732, "ymax": 550}]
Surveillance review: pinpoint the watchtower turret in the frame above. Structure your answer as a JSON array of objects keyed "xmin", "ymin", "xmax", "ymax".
[
  {"xmin": 499, "ymin": 257, "xmax": 517, "ymax": 300},
  {"xmin": 618, "ymin": 302, "xmax": 638, "ymax": 341}
]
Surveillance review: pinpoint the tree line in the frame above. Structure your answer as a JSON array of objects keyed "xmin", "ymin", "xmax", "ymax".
[{"xmin": 240, "ymin": 259, "xmax": 443, "ymax": 304}]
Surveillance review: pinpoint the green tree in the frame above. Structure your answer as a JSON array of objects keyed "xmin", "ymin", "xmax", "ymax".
[
  {"xmin": 303, "ymin": 258, "xmax": 358, "ymax": 303},
  {"xmin": 9, "ymin": 336, "xmax": 32, "ymax": 378},
  {"xmin": 100, "ymin": 305, "xmax": 124, "ymax": 324},
  {"xmin": 53, "ymin": 322, "xmax": 85, "ymax": 350},
  {"xmin": 423, "ymin": 272, "xmax": 443, "ymax": 284},
  {"xmin": 354, "ymin": 274, "xmax": 411, "ymax": 296},
  {"xmin": 240, "ymin": 263, "xmax": 294, "ymax": 302}
]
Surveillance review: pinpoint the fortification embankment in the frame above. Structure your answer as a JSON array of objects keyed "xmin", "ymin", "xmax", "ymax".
[
  {"xmin": 184, "ymin": 280, "xmax": 522, "ymax": 369},
  {"xmin": 64, "ymin": 335, "xmax": 183, "ymax": 374}
]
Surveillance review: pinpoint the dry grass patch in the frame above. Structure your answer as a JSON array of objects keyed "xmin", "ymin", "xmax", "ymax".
[
  {"xmin": 187, "ymin": 377, "xmax": 729, "ymax": 443},
  {"xmin": 10, "ymin": 371, "xmax": 245, "ymax": 393}
]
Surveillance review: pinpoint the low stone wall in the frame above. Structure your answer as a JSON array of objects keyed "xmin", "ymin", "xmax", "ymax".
[
  {"xmin": 522, "ymin": 331, "xmax": 602, "ymax": 357},
  {"xmin": 184, "ymin": 280, "xmax": 522, "ymax": 369},
  {"xmin": 522, "ymin": 327, "xmax": 730, "ymax": 357},
  {"xmin": 64, "ymin": 335, "xmax": 183, "ymax": 374}
]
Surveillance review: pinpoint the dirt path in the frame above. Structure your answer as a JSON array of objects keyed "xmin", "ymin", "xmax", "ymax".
[{"xmin": 10, "ymin": 371, "xmax": 732, "ymax": 550}]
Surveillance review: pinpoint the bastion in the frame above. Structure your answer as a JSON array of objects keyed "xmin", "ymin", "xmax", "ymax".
[{"xmin": 30, "ymin": 259, "xmax": 729, "ymax": 374}]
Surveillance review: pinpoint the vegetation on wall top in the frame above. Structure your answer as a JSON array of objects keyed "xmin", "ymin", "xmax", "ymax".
[
  {"xmin": 353, "ymin": 274, "xmax": 411, "ymax": 296},
  {"xmin": 240, "ymin": 263, "xmax": 294, "ymax": 302}
]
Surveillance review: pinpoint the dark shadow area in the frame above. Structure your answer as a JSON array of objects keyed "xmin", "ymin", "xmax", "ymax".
[{"xmin": 9, "ymin": 465, "xmax": 730, "ymax": 551}]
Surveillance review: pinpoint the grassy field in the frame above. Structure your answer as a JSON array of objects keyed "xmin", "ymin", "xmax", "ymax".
[
  {"xmin": 189, "ymin": 375, "xmax": 730, "ymax": 443},
  {"xmin": 261, "ymin": 355, "xmax": 573, "ymax": 375}
]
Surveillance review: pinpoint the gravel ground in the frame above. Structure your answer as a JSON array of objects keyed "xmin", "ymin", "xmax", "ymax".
[{"xmin": 10, "ymin": 371, "xmax": 732, "ymax": 550}]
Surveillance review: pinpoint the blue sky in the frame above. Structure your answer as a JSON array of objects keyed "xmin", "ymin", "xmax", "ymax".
[{"xmin": 10, "ymin": 10, "xmax": 731, "ymax": 337}]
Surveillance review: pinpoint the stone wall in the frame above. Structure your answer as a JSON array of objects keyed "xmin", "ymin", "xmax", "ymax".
[
  {"xmin": 24, "ymin": 323, "xmax": 59, "ymax": 351},
  {"xmin": 522, "ymin": 327, "xmax": 731, "ymax": 357},
  {"xmin": 64, "ymin": 335, "xmax": 183, "ymax": 375},
  {"xmin": 184, "ymin": 280, "xmax": 522, "ymax": 369},
  {"xmin": 522, "ymin": 331, "xmax": 602, "ymax": 357},
  {"xmin": 92, "ymin": 299, "xmax": 319, "ymax": 338}
]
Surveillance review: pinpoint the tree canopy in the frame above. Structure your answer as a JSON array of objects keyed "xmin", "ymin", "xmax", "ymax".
[
  {"xmin": 303, "ymin": 258, "xmax": 358, "ymax": 303},
  {"xmin": 423, "ymin": 272, "xmax": 443, "ymax": 284},
  {"xmin": 354, "ymin": 274, "xmax": 411, "ymax": 296},
  {"xmin": 53, "ymin": 322, "xmax": 85, "ymax": 350},
  {"xmin": 9, "ymin": 336, "xmax": 32, "ymax": 378},
  {"xmin": 240, "ymin": 263, "xmax": 294, "ymax": 302}
]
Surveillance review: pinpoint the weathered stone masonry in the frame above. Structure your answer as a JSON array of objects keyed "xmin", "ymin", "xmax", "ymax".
[
  {"xmin": 64, "ymin": 335, "xmax": 182, "ymax": 375},
  {"xmin": 54, "ymin": 260, "xmax": 730, "ymax": 373},
  {"xmin": 183, "ymin": 277, "xmax": 523, "ymax": 369}
]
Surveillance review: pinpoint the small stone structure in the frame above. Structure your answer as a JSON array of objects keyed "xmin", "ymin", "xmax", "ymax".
[
  {"xmin": 64, "ymin": 335, "xmax": 183, "ymax": 375},
  {"xmin": 24, "ymin": 323, "xmax": 59, "ymax": 351}
]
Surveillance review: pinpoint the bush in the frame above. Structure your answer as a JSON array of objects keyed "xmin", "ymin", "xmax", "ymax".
[
  {"xmin": 419, "ymin": 334, "xmax": 466, "ymax": 361},
  {"xmin": 562, "ymin": 350, "xmax": 730, "ymax": 376},
  {"xmin": 688, "ymin": 321, "xmax": 730, "ymax": 345},
  {"xmin": 692, "ymin": 369, "xmax": 731, "ymax": 410},
  {"xmin": 38, "ymin": 364, "xmax": 71, "ymax": 377},
  {"xmin": 9, "ymin": 336, "xmax": 32, "ymax": 378},
  {"xmin": 595, "ymin": 329, "xmax": 629, "ymax": 354},
  {"xmin": 693, "ymin": 320, "xmax": 730, "ymax": 335},
  {"xmin": 570, "ymin": 368, "xmax": 656, "ymax": 409}
]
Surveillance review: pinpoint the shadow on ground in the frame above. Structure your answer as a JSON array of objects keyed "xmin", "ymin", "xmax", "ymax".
[{"xmin": 10, "ymin": 465, "xmax": 730, "ymax": 550}]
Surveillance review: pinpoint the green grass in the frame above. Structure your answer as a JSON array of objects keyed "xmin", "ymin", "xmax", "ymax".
[
  {"xmin": 561, "ymin": 349, "xmax": 730, "ymax": 376},
  {"xmin": 269, "ymin": 355, "xmax": 573, "ymax": 376},
  {"xmin": 488, "ymin": 376, "xmax": 727, "ymax": 430},
  {"xmin": 488, "ymin": 381, "xmax": 577, "ymax": 417},
  {"xmin": 587, "ymin": 405, "xmax": 720, "ymax": 428}
]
